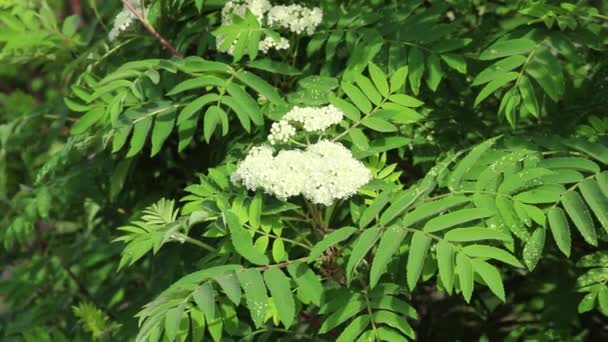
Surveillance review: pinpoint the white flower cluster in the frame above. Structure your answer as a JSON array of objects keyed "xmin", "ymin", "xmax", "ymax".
[
  {"xmin": 258, "ymin": 36, "xmax": 290, "ymax": 53},
  {"xmin": 221, "ymin": 0, "xmax": 271, "ymax": 25},
  {"xmin": 268, "ymin": 120, "xmax": 296, "ymax": 144},
  {"xmin": 108, "ymin": 1, "xmax": 144, "ymax": 41},
  {"xmin": 266, "ymin": 105, "xmax": 344, "ymax": 145},
  {"xmin": 218, "ymin": 0, "xmax": 323, "ymax": 54},
  {"xmin": 283, "ymin": 105, "xmax": 344, "ymax": 132},
  {"xmin": 267, "ymin": 5, "xmax": 323, "ymax": 35},
  {"xmin": 231, "ymin": 140, "xmax": 371, "ymax": 205}
]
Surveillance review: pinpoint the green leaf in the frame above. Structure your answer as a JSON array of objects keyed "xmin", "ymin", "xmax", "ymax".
[
  {"xmin": 329, "ymin": 94, "xmax": 361, "ymax": 121},
  {"xmin": 110, "ymin": 158, "xmax": 132, "ymax": 200},
  {"xmin": 355, "ymin": 75, "xmax": 382, "ymax": 105},
  {"xmin": 523, "ymin": 227, "xmax": 545, "ymax": 271},
  {"xmin": 499, "ymin": 168, "xmax": 555, "ymax": 195},
  {"xmin": 373, "ymin": 310, "xmax": 415, "ymax": 339},
  {"xmin": 213, "ymin": 272, "xmax": 241, "ymax": 306},
  {"xmin": 113, "ymin": 125, "xmax": 132, "ymax": 153},
  {"xmin": 346, "ymin": 227, "xmax": 381, "ymax": 285},
  {"xmin": 263, "ymin": 268, "xmax": 295, "ymax": 328},
  {"xmin": 444, "ymin": 227, "xmax": 510, "ymax": 242},
  {"xmin": 164, "ymin": 303, "xmax": 185, "ymax": 342},
  {"xmin": 390, "ymin": 66, "xmax": 408, "ymax": 92},
  {"xmin": 225, "ymin": 210, "xmax": 269, "ymax": 265},
  {"xmin": 203, "ymin": 106, "xmax": 223, "ymax": 143},
  {"xmin": 254, "ymin": 236, "xmax": 269, "ymax": 254},
  {"xmin": 423, "ymin": 208, "xmax": 495, "ymax": 233},
  {"xmin": 225, "ymin": 82, "xmax": 261, "ymax": 126},
  {"xmin": 449, "ymin": 137, "xmax": 498, "ymax": 191},
  {"xmin": 369, "ymin": 295, "xmax": 417, "ymax": 319},
  {"xmin": 382, "ymin": 107, "xmax": 424, "ymax": 124},
  {"xmin": 408, "ymin": 47, "xmax": 424, "ymax": 95},
  {"xmin": 287, "ymin": 262, "xmax": 323, "ymax": 306},
  {"xmin": 380, "ymin": 187, "xmax": 425, "ymax": 226},
  {"xmin": 436, "ymin": 240, "xmax": 455, "ymax": 293},
  {"xmin": 578, "ymin": 291, "xmax": 597, "ymax": 314},
  {"xmin": 426, "ymin": 53, "xmax": 443, "ymax": 91},
  {"xmin": 62, "ymin": 15, "xmax": 79, "ymax": 36},
  {"xmin": 514, "ymin": 184, "xmax": 565, "ymax": 204},
  {"xmin": 376, "ymin": 326, "xmax": 409, "ymax": 342},
  {"xmin": 388, "ymin": 94, "xmax": 423, "ymax": 107},
  {"xmin": 360, "ymin": 191, "xmax": 393, "ymax": 228},
  {"xmin": 319, "ymin": 297, "xmax": 366, "ymax": 333},
  {"xmin": 177, "ymin": 94, "xmax": 218, "ymax": 124},
  {"xmin": 598, "ymin": 286, "xmax": 608, "ymax": 315},
  {"xmin": 177, "ymin": 116, "xmax": 197, "ymax": 152},
  {"xmin": 547, "ymin": 207, "xmax": 571, "ymax": 257},
  {"xmin": 579, "ymin": 179, "xmax": 608, "ymax": 230},
  {"xmin": 402, "ymin": 195, "xmax": 470, "ymax": 226},
  {"xmin": 237, "ymin": 268, "xmax": 268, "ymax": 328},
  {"xmin": 563, "ymin": 139, "xmax": 608, "ymax": 165},
  {"xmin": 471, "ymin": 259, "xmax": 506, "ymax": 302},
  {"xmin": 361, "ymin": 117, "xmax": 397, "ymax": 132},
  {"xmin": 309, "ymin": 226, "xmax": 358, "ymax": 260},
  {"xmin": 193, "ymin": 282, "xmax": 216, "ymax": 322},
  {"xmin": 349, "ymin": 128, "xmax": 370, "ymax": 150},
  {"xmin": 406, "ymin": 231, "xmax": 432, "ymax": 290},
  {"xmin": 541, "ymin": 169, "xmax": 584, "ymax": 184},
  {"xmin": 456, "ymin": 253, "xmax": 474, "ymax": 303},
  {"xmin": 461, "ymin": 245, "xmax": 524, "ymax": 268},
  {"xmin": 221, "ymin": 96, "xmax": 254, "ymax": 131},
  {"xmin": 150, "ymin": 110, "xmax": 176, "ymax": 157},
  {"xmin": 440, "ymin": 53, "xmax": 467, "ymax": 74},
  {"xmin": 127, "ymin": 117, "xmax": 153, "ymax": 157},
  {"xmin": 539, "ymin": 157, "xmax": 600, "ymax": 174},
  {"xmin": 369, "ymin": 63, "xmax": 389, "ymax": 97},
  {"xmin": 518, "ymin": 76, "xmax": 539, "ymax": 117},
  {"xmin": 234, "ymin": 70, "xmax": 283, "ymax": 104},
  {"xmin": 248, "ymin": 192, "xmax": 262, "ymax": 229},
  {"xmin": 336, "ymin": 315, "xmax": 370, "ymax": 342},
  {"xmin": 91, "ymin": 80, "xmax": 131, "ymax": 99},
  {"xmin": 525, "ymin": 49, "xmax": 564, "ymax": 101},
  {"xmin": 167, "ymin": 75, "xmax": 225, "ymax": 96},
  {"xmin": 479, "ymin": 38, "xmax": 536, "ymax": 60},
  {"xmin": 71, "ymin": 107, "xmax": 104, "ymax": 135},
  {"xmin": 194, "ymin": 0, "xmax": 204, "ymax": 11},
  {"xmin": 272, "ymin": 238, "xmax": 286, "ymax": 262},
  {"xmin": 472, "ymin": 55, "xmax": 527, "ymax": 86},
  {"xmin": 561, "ymin": 191, "xmax": 597, "ymax": 246},
  {"xmin": 342, "ymin": 82, "xmax": 372, "ymax": 113},
  {"xmin": 370, "ymin": 227, "xmax": 408, "ymax": 288},
  {"xmin": 190, "ymin": 309, "xmax": 205, "ymax": 342},
  {"xmin": 247, "ymin": 58, "xmax": 301, "ymax": 75},
  {"xmin": 597, "ymin": 172, "xmax": 608, "ymax": 197},
  {"xmin": 474, "ymin": 72, "xmax": 519, "ymax": 106}
]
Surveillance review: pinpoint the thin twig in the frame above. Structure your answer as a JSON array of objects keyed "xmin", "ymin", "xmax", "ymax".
[{"xmin": 120, "ymin": 0, "xmax": 185, "ymax": 59}]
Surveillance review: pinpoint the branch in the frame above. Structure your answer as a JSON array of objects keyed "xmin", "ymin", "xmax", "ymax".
[{"xmin": 120, "ymin": 0, "xmax": 185, "ymax": 59}]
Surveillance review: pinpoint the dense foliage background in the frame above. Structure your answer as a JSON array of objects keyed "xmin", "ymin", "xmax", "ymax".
[{"xmin": 1, "ymin": 0, "xmax": 608, "ymax": 341}]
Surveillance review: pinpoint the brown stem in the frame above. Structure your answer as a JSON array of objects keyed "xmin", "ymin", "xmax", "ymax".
[
  {"xmin": 120, "ymin": 0, "xmax": 185, "ymax": 59},
  {"xmin": 69, "ymin": 0, "xmax": 83, "ymax": 23}
]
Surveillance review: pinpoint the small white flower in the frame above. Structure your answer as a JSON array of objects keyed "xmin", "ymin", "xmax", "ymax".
[
  {"xmin": 221, "ymin": 0, "xmax": 271, "ymax": 25},
  {"xmin": 217, "ymin": 1, "xmax": 322, "ymax": 55},
  {"xmin": 108, "ymin": 7, "xmax": 137, "ymax": 41},
  {"xmin": 267, "ymin": 120, "xmax": 296, "ymax": 144},
  {"xmin": 282, "ymin": 105, "xmax": 344, "ymax": 132},
  {"xmin": 232, "ymin": 141, "xmax": 371, "ymax": 205},
  {"xmin": 258, "ymin": 36, "xmax": 290, "ymax": 53},
  {"xmin": 267, "ymin": 4, "xmax": 323, "ymax": 35}
]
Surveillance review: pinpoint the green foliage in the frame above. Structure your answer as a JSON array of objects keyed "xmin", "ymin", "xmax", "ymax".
[{"xmin": 2, "ymin": 0, "xmax": 608, "ymax": 341}]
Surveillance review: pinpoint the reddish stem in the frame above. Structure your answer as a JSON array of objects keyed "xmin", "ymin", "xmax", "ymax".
[{"xmin": 120, "ymin": 0, "xmax": 185, "ymax": 59}]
